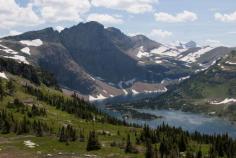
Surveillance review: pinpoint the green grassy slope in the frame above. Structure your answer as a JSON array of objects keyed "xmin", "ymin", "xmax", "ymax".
[{"xmin": 0, "ymin": 73, "xmax": 145, "ymax": 158}]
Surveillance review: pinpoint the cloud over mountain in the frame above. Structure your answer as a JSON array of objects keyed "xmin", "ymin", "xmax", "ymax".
[
  {"xmin": 149, "ymin": 29, "xmax": 173, "ymax": 38},
  {"xmin": 0, "ymin": 0, "xmax": 40, "ymax": 28},
  {"xmin": 215, "ymin": 11, "xmax": 236, "ymax": 22},
  {"xmin": 154, "ymin": 11, "xmax": 198, "ymax": 23},
  {"xmin": 87, "ymin": 14, "xmax": 124, "ymax": 24},
  {"xmin": 91, "ymin": 0, "xmax": 158, "ymax": 14}
]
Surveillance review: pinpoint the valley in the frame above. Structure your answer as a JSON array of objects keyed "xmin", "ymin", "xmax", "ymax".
[
  {"xmin": 0, "ymin": 57, "xmax": 235, "ymax": 158},
  {"xmin": 1, "ymin": 0, "xmax": 236, "ymax": 157},
  {"xmin": 0, "ymin": 21, "xmax": 236, "ymax": 158}
]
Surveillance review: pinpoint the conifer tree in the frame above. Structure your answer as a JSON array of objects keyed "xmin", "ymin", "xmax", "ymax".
[
  {"xmin": 0, "ymin": 79, "xmax": 4, "ymax": 100},
  {"xmin": 6, "ymin": 79, "xmax": 15, "ymax": 95},
  {"xmin": 79, "ymin": 129, "xmax": 85, "ymax": 142},
  {"xmin": 125, "ymin": 134, "xmax": 133, "ymax": 153},
  {"xmin": 1, "ymin": 120, "xmax": 10, "ymax": 134},
  {"xmin": 86, "ymin": 130, "xmax": 101, "ymax": 151},
  {"xmin": 145, "ymin": 139, "xmax": 154, "ymax": 158},
  {"xmin": 154, "ymin": 144, "xmax": 159, "ymax": 158},
  {"xmin": 59, "ymin": 126, "xmax": 66, "ymax": 142},
  {"xmin": 179, "ymin": 134, "xmax": 187, "ymax": 152},
  {"xmin": 159, "ymin": 141, "xmax": 166, "ymax": 158},
  {"xmin": 197, "ymin": 149, "xmax": 202, "ymax": 158},
  {"xmin": 209, "ymin": 145, "xmax": 217, "ymax": 158}
]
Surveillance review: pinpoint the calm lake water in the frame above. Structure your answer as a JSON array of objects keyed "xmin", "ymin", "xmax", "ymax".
[{"xmin": 103, "ymin": 107, "xmax": 236, "ymax": 138}]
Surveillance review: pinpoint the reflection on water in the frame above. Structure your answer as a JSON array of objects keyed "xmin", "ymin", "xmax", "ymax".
[{"xmin": 103, "ymin": 107, "xmax": 236, "ymax": 138}]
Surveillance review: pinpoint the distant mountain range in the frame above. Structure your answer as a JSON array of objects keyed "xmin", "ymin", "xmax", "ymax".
[
  {"xmin": 0, "ymin": 21, "xmax": 234, "ymax": 101},
  {"xmin": 130, "ymin": 50, "xmax": 236, "ymax": 121}
]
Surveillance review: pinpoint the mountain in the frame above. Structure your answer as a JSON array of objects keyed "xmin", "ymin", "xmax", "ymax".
[
  {"xmin": 132, "ymin": 50, "xmax": 236, "ymax": 121},
  {"xmin": 0, "ymin": 21, "xmax": 233, "ymax": 101}
]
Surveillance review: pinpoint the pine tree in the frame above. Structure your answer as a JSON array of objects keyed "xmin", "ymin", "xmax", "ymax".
[
  {"xmin": 86, "ymin": 130, "xmax": 101, "ymax": 151},
  {"xmin": 145, "ymin": 139, "xmax": 154, "ymax": 158},
  {"xmin": 159, "ymin": 141, "xmax": 166, "ymax": 158},
  {"xmin": 179, "ymin": 134, "xmax": 187, "ymax": 152},
  {"xmin": 79, "ymin": 129, "xmax": 85, "ymax": 142},
  {"xmin": 125, "ymin": 134, "xmax": 133, "ymax": 153},
  {"xmin": 35, "ymin": 121, "xmax": 43, "ymax": 137},
  {"xmin": 197, "ymin": 149, "xmax": 202, "ymax": 158},
  {"xmin": 6, "ymin": 79, "xmax": 15, "ymax": 95},
  {"xmin": 1, "ymin": 120, "xmax": 10, "ymax": 134},
  {"xmin": 209, "ymin": 145, "xmax": 217, "ymax": 158},
  {"xmin": 0, "ymin": 79, "xmax": 4, "ymax": 100},
  {"xmin": 154, "ymin": 144, "xmax": 159, "ymax": 158},
  {"xmin": 59, "ymin": 126, "xmax": 67, "ymax": 142}
]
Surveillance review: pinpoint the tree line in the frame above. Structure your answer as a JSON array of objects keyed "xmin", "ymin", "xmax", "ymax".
[
  {"xmin": 0, "ymin": 58, "xmax": 59, "ymax": 88},
  {"xmin": 24, "ymin": 84, "xmax": 139, "ymax": 127},
  {"xmin": 135, "ymin": 124, "xmax": 236, "ymax": 158}
]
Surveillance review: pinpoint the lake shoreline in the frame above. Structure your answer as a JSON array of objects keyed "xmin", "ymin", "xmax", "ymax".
[{"xmin": 102, "ymin": 104, "xmax": 236, "ymax": 138}]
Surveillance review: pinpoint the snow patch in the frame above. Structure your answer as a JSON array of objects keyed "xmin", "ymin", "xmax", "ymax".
[
  {"xmin": 225, "ymin": 61, "xmax": 236, "ymax": 65},
  {"xmin": 89, "ymin": 76, "xmax": 96, "ymax": 81},
  {"xmin": 21, "ymin": 47, "xmax": 30, "ymax": 55},
  {"xmin": 155, "ymin": 60, "xmax": 163, "ymax": 64},
  {"xmin": 208, "ymin": 111, "xmax": 216, "ymax": 115},
  {"xmin": 102, "ymin": 90, "xmax": 108, "ymax": 94},
  {"xmin": 178, "ymin": 76, "xmax": 190, "ymax": 81},
  {"xmin": 0, "ymin": 44, "xmax": 18, "ymax": 55},
  {"xmin": 144, "ymin": 87, "xmax": 168, "ymax": 93},
  {"xmin": 180, "ymin": 46, "xmax": 215, "ymax": 63},
  {"xmin": 150, "ymin": 46, "xmax": 182, "ymax": 57},
  {"xmin": 210, "ymin": 98, "xmax": 236, "ymax": 105},
  {"xmin": 122, "ymin": 89, "xmax": 128, "ymax": 95},
  {"xmin": 20, "ymin": 39, "xmax": 43, "ymax": 47},
  {"xmin": 0, "ymin": 72, "xmax": 8, "ymax": 80},
  {"xmin": 3, "ymin": 55, "xmax": 29, "ymax": 64},
  {"xmin": 131, "ymin": 89, "xmax": 139, "ymax": 95},
  {"xmin": 137, "ymin": 46, "xmax": 151, "ymax": 58},
  {"xmin": 24, "ymin": 140, "xmax": 38, "ymax": 148},
  {"xmin": 89, "ymin": 94, "xmax": 107, "ymax": 102},
  {"xmin": 159, "ymin": 87, "xmax": 168, "ymax": 93},
  {"xmin": 138, "ymin": 61, "xmax": 145, "ymax": 64},
  {"xmin": 210, "ymin": 60, "xmax": 217, "ymax": 66}
]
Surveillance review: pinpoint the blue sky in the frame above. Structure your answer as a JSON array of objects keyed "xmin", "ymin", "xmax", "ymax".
[{"xmin": 1, "ymin": 0, "xmax": 236, "ymax": 46}]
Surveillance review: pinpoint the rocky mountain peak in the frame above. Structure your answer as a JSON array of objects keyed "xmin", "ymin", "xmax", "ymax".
[{"xmin": 185, "ymin": 41, "xmax": 197, "ymax": 49}]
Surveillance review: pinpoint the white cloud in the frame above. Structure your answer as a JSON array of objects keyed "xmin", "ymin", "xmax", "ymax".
[
  {"xmin": 215, "ymin": 11, "xmax": 236, "ymax": 22},
  {"xmin": 149, "ymin": 29, "xmax": 173, "ymax": 38},
  {"xmin": 205, "ymin": 39, "xmax": 222, "ymax": 47},
  {"xmin": 91, "ymin": 0, "xmax": 158, "ymax": 14},
  {"xmin": 154, "ymin": 11, "xmax": 198, "ymax": 23},
  {"xmin": 32, "ymin": 0, "xmax": 91, "ymax": 22},
  {"xmin": 0, "ymin": 0, "xmax": 41, "ymax": 29},
  {"xmin": 87, "ymin": 14, "xmax": 124, "ymax": 24}
]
